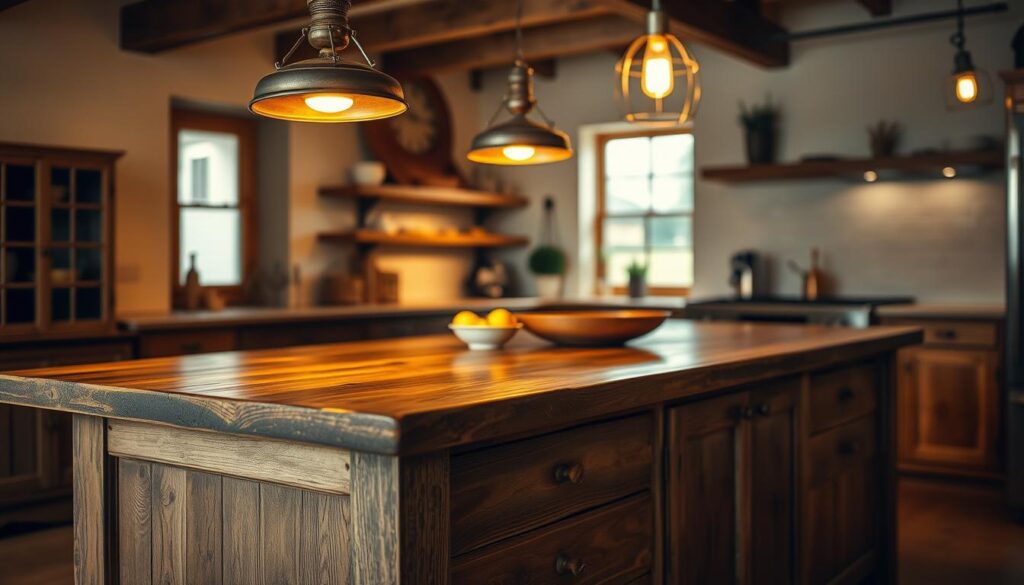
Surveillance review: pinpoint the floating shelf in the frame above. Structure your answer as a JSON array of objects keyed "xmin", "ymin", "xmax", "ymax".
[
  {"xmin": 319, "ymin": 184, "xmax": 528, "ymax": 209},
  {"xmin": 318, "ymin": 229, "xmax": 529, "ymax": 249},
  {"xmin": 701, "ymin": 149, "xmax": 1004, "ymax": 183}
]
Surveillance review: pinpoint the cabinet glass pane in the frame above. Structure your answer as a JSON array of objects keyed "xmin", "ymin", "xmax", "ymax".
[
  {"xmin": 75, "ymin": 209, "xmax": 102, "ymax": 242},
  {"xmin": 51, "ymin": 167, "xmax": 71, "ymax": 203},
  {"xmin": 178, "ymin": 130, "xmax": 239, "ymax": 206},
  {"xmin": 6, "ymin": 288, "xmax": 35, "ymax": 324},
  {"xmin": 75, "ymin": 287, "xmax": 101, "ymax": 320},
  {"xmin": 4, "ymin": 248, "xmax": 35, "ymax": 283},
  {"xmin": 52, "ymin": 288, "xmax": 71, "ymax": 322},
  {"xmin": 75, "ymin": 169, "xmax": 102, "ymax": 204},
  {"xmin": 52, "ymin": 208, "xmax": 71, "ymax": 242},
  {"xmin": 51, "ymin": 248, "xmax": 72, "ymax": 286},
  {"xmin": 5, "ymin": 164, "xmax": 36, "ymax": 201},
  {"xmin": 179, "ymin": 207, "xmax": 241, "ymax": 286},
  {"xmin": 5, "ymin": 206, "xmax": 35, "ymax": 242},
  {"xmin": 77, "ymin": 248, "xmax": 102, "ymax": 282}
]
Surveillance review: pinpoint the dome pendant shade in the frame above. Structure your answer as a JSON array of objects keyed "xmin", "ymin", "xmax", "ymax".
[
  {"xmin": 250, "ymin": 59, "xmax": 407, "ymax": 123},
  {"xmin": 467, "ymin": 114, "xmax": 572, "ymax": 165},
  {"xmin": 249, "ymin": 0, "xmax": 407, "ymax": 123},
  {"xmin": 467, "ymin": 62, "xmax": 573, "ymax": 166}
]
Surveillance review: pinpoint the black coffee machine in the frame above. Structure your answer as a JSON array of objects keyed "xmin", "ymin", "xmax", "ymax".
[{"xmin": 730, "ymin": 251, "xmax": 762, "ymax": 299}]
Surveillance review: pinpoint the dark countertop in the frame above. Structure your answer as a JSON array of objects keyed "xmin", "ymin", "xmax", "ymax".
[
  {"xmin": 117, "ymin": 296, "xmax": 689, "ymax": 332},
  {"xmin": 0, "ymin": 321, "xmax": 920, "ymax": 455},
  {"xmin": 875, "ymin": 303, "xmax": 1006, "ymax": 320}
]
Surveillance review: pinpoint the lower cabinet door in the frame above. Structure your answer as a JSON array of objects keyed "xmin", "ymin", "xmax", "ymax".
[
  {"xmin": 0, "ymin": 405, "xmax": 49, "ymax": 502},
  {"xmin": 667, "ymin": 391, "xmax": 749, "ymax": 585},
  {"xmin": 898, "ymin": 347, "xmax": 1001, "ymax": 474}
]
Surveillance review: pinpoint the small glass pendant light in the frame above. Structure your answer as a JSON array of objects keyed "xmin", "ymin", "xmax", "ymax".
[
  {"xmin": 467, "ymin": 0, "xmax": 572, "ymax": 165},
  {"xmin": 945, "ymin": 0, "xmax": 992, "ymax": 110},
  {"xmin": 616, "ymin": 0, "xmax": 701, "ymax": 125},
  {"xmin": 250, "ymin": 0, "xmax": 407, "ymax": 123}
]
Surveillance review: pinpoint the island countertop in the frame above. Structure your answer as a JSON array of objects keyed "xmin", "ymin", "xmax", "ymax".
[{"xmin": 0, "ymin": 321, "xmax": 920, "ymax": 455}]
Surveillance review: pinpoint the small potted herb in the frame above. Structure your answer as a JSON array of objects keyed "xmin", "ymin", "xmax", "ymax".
[
  {"xmin": 867, "ymin": 120, "xmax": 901, "ymax": 158},
  {"xmin": 626, "ymin": 260, "xmax": 648, "ymax": 299},
  {"xmin": 739, "ymin": 97, "xmax": 780, "ymax": 165},
  {"xmin": 529, "ymin": 245, "xmax": 567, "ymax": 299}
]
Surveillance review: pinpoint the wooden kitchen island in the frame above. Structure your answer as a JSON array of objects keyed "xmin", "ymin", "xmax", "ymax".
[{"xmin": 0, "ymin": 321, "xmax": 920, "ymax": 585}]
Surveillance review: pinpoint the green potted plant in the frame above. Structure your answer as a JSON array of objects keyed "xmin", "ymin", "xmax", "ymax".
[
  {"xmin": 626, "ymin": 259, "xmax": 648, "ymax": 299},
  {"xmin": 739, "ymin": 97, "xmax": 780, "ymax": 165},
  {"xmin": 529, "ymin": 244, "xmax": 567, "ymax": 299}
]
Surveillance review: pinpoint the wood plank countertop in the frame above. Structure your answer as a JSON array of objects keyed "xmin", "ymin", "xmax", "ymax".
[
  {"xmin": 117, "ymin": 296, "xmax": 688, "ymax": 332},
  {"xmin": 0, "ymin": 321, "xmax": 920, "ymax": 455}
]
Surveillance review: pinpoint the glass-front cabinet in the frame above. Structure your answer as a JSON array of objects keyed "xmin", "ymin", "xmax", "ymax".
[{"xmin": 0, "ymin": 143, "xmax": 120, "ymax": 338}]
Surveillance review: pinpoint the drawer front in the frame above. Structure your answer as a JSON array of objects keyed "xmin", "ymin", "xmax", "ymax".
[
  {"xmin": 451, "ymin": 415, "xmax": 653, "ymax": 555},
  {"xmin": 809, "ymin": 363, "xmax": 878, "ymax": 434},
  {"xmin": 451, "ymin": 493, "xmax": 653, "ymax": 585},
  {"xmin": 886, "ymin": 319, "xmax": 997, "ymax": 348},
  {"xmin": 139, "ymin": 329, "xmax": 238, "ymax": 358},
  {"xmin": 808, "ymin": 416, "xmax": 877, "ymax": 487}
]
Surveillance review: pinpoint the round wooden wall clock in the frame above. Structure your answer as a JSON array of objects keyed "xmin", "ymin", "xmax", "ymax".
[{"xmin": 361, "ymin": 76, "xmax": 462, "ymax": 187}]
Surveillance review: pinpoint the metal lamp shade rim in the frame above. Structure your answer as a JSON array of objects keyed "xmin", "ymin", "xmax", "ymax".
[
  {"xmin": 467, "ymin": 116, "xmax": 573, "ymax": 165},
  {"xmin": 249, "ymin": 59, "xmax": 408, "ymax": 123}
]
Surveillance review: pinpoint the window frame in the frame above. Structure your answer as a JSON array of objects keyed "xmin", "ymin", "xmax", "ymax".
[
  {"xmin": 170, "ymin": 108, "xmax": 257, "ymax": 307},
  {"xmin": 595, "ymin": 127, "xmax": 695, "ymax": 297}
]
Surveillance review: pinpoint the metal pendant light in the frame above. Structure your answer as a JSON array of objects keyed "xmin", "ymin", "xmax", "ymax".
[
  {"xmin": 945, "ymin": 0, "xmax": 992, "ymax": 110},
  {"xmin": 616, "ymin": 0, "xmax": 700, "ymax": 125},
  {"xmin": 467, "ymin": 0, "xmax": 572, "ymax": 166},
  {"xmin": 250, "ymin": 0, "xmax": 407, "ymax": 123}
]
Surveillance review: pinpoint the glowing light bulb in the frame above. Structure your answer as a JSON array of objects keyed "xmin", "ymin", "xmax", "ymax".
[
  {"xmin": 863, "ymin": 170, "xmax": 878, "ymax": 183},
  {"xmin": 955, "ymin": 73, "xmax": 978, "ymax": 104},
  {"xmin": 641, "ymin": 35, "xmax": 674, "ymax": 100},
  {"xmin": 304, "ymin": 94, "xmax": 355, "ymax": 114},
  {"xmin": 942, "ymin": 166, "xmax": 957, "ymax": 178},
  {"xmin": 502, "ymin": 145, "xmax": 536, "ymax": 162}
]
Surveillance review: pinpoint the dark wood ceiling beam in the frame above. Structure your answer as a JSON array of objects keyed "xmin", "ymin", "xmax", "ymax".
[
  {"xmin": 592, "ymin": 0, "xmax": 789, "ymax": 68},
  {"xmin": 0, "ymin": 0, "xmax": 30, "ymax": 11},
  {"xmin": 856, "ymin": 0, "xmax": 892, "ymax": 17},
  {"xmin": 274, "ymin": 0, "xmax": 610, "ymax": 64},
  {"xmin": 382, "ymin": 15, "xmax": 637, "ymax": 76},
  {"xmin": 120, "ymin": 0, "xmax": 416, "ymax": 54}
]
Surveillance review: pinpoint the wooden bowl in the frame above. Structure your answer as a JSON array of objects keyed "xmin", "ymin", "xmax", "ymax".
[{"xmin": 516, "ymin": 310, "xmax": 670, "ymax": 347}]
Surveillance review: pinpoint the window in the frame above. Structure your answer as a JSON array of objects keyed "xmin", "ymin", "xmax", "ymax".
[
  {"xmin": 597, "ymin": 130, "xmax": 694, "ymax": 295},
  {"xmin": 171, "ymin": 109, "xmax": 257, "ymax": 305}
]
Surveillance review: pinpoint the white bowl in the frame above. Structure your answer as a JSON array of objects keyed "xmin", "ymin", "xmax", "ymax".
[
  {"xmin": 449, "ymin": 324, "xmax": 522, "ymax": 350},
  {"xmin": 350, "ymin": 161, "xmax": 387, "ymax": 186}
]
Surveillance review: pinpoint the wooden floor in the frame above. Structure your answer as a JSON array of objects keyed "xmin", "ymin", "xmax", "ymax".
[{"xmin": 0, "ymin": 479, "xmax": 1021, "ymax": 584}]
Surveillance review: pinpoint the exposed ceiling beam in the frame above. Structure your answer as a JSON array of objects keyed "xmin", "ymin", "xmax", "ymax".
[
  {"xmin": 382, "ymin": 15, "xmax": 637, "ymax": 76},
  {"xmin": 592, "ymin": 0, "xmax": 789, "ymax": 68},
  {"xmin": 856, "ymin": 0, "xmax": 892, "ymax": 17},
  {"xmin": 274, "ymin": 0, "xmax": 610, "ymax": 65},
  {"xmin": 120, "ymin": 0, "xmax": 427, "ymax": 54}
]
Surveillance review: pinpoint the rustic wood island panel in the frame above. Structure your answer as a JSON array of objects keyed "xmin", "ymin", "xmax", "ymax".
[{"xmin": 0, "ymin": 321, "xmax": 920, "ymax": 584}]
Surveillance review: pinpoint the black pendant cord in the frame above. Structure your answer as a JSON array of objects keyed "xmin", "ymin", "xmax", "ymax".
[
  {"xmin": 951, "ymin": 0, "xmax": 966, "ymax": 52},
  {"xmin": 515, "ymin": 0, "xmax": 526, "ymax": 64}
]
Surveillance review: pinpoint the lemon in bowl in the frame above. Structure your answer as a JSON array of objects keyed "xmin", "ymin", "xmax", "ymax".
[{"xmin": 449, "ymin": 309, "xmax": 522, "ymax": 350}]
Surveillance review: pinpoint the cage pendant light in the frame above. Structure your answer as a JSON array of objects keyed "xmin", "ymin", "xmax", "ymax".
[
  {"xmin": 250, "ymin": 0, "xmax": 407, "ymax": 123},
  {"xmin": 467, "ymin": 0, "xmax": 572, "ymax": 165},
  {"xmin": 616, "ymin": 0, "xmax": 701, "ymax": 125},
  {"xmin": 944, "ymin": 0, "xmax": 992, "ymax": 110}
]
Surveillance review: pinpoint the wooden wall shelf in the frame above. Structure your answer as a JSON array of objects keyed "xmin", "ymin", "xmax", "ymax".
[
  {"xmin": 318, "ymin": 229, "xmax": 529, "ymax": 249},
  {"xmin": 701, "ymin": 149, "xmax": 1004, "ymax": 183},
  {"xmin": 319, "ymin": 184, "xmax": 528, "ymax": 209}
]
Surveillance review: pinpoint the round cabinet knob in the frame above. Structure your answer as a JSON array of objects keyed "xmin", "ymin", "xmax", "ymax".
[
  {"xmin": 553, "ymin": 462, "xmax": 584, "ymax": 485},
  {"xmin": 555, "ymin": 554, "xmax": 587, "ymax": 577},
  {"xmin": 756, "ymin": 403, "xmax": 771, "ymax": 416}
]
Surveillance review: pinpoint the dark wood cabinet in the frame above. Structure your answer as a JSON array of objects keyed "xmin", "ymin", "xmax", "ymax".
[
  {"xmin": 882, "ymin": 316, "xmax": 1003, "ymax": 479},
  {"xmin": 667, "ymin": 378, "xmax": 798, "ymax": 585}
]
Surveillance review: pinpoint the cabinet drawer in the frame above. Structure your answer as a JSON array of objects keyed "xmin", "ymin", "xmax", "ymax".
[
  {"xmin": 809, "ymin": 363, "xmax": 878, "ymax": 434},
  {"xmin": 138, "ymin": 329, "xmax": 238, "ymax": 358},
  {"xmin": 451, "ymin": 493, "xmax": 653, "ymax": 585},
  {"xmin": 451, "ymin": 415, "xmax": 653, "ymax": 555},
  {"xmin": 808, "ymin": 416, "xmax": 877, "ymax": 487},
  {"xmin": 886, "ymin": 319, "xmax": 997, "ymax": 348}
]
